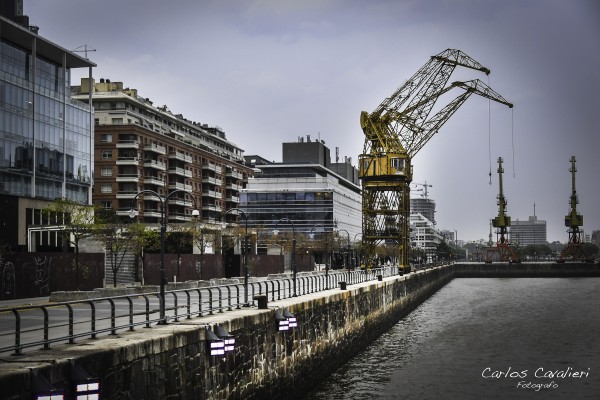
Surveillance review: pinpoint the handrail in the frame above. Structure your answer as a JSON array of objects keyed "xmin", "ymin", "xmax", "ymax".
[{"xmin": 0, "ymin": 267, "xmax": 401, "ymax": 355}]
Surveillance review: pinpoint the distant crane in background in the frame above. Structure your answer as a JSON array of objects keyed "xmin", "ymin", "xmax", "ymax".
[
  {"xmin": 559, "ymin": 156, "xmax": 589, "ymax": 262},
  {"xmin": 71, "ymin": 44, "xmax": 96, "ymax": 59},
  {"xmin": 412, "ymin": 181, "xmax": 433, "ymax": 198},
  {"xmin": 488, "ymin": 157, "xmax": 519, "ymax": 263},
  {"xmin": 358, "ymin": 49, "xmax": 513, "ymax": 270}
]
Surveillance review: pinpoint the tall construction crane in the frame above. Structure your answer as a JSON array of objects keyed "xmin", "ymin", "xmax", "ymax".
[
  {"xmin": 412, "ymin": 181, "xmax": 433, "ymax": 198},
  {"xmin": 559, "ymin": 156, "xmax": 587, "ymax": 262},
  {"xmin": 358, "ymin": 49, "xmax": 513, "ymax": 270},
  {"xmin": 489, "ymin": 157, "xmax": 519, "ymax": 262}
]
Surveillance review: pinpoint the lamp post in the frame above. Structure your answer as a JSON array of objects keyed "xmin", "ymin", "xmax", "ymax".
[
  {"xmin": 311, "ymin": 225, "xmax": 330, "ymax": 289},
  {"xmin": 353, "ymin": 233, "xmax": 362, "ymax": 269},
  {"xmin": 337, "ymin": 229, "xmax": 350, "ymax": 272},
  {"xmin": 275, "ymin": 218, "xmax": 296, "ymax": 297},
  {"xmin": 224, "ymin": 208, "xmax": 250, "ymax": 306},
  {"xmin": 129, "ymin": 189, "xmax": 199, "ymax": 325}
]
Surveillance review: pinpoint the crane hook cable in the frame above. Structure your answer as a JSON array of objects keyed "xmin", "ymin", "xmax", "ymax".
[
  {"xmin": 512, "ymin": 107, "xmax": 516, "ymax": 178},
  {"xmin": 488, "ymin": 75, "xmax": 492, "ymax": 185}
]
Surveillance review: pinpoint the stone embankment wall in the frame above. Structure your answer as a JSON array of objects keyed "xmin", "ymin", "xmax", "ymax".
[
  {"xmin": 2, "ymin": 263, "xmax": 598, "ymax": 399},
  {"xmin": 0, "ymin": 266, "xmax": 453, "ymax": 400}
]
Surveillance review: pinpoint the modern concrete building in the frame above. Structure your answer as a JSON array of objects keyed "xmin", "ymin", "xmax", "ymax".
[
  {"xmin": 71, "ymin": 78, "xmax": 253, "ymax": 226},
  {"xmin": 0, "ymin": 7, "xmax": 95, "ymax": 251},
  {"xmin": 242, "ymin": 137, "xmax": 361, "ymax": 254},
  {"xmin": 410, "ymin": 197, "xmax": 436, "ymax": 225},
  {"xmin": 509, "ymin": 215, "xmax": 547, "ymax": 246},
  {"xmin": 410, "ymin": 212, "xmax": 443, "ymax": 263}
]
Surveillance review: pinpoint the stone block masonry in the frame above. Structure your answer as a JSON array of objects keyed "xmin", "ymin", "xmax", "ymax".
[{"xmin": 1, "ymin": 263, "xmax": 597, "ymax": 399}]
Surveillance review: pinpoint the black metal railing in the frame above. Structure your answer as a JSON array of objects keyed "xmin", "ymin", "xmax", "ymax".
[{"xmin": 0, "ymin": 267, "xmax": 398, "ymax": 356}]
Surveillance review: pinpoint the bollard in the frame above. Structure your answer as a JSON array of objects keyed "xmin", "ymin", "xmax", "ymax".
[
  {"xmin": 339, "ymin": 282, "xmax": 347, "ymax": 290},
  {"xmin": 377, "ymin": 274, "xmax": 383, "ymax": 281},
  {"xmin": 254, "ymin": 295, "xmax": 268, "ymax": 309}
]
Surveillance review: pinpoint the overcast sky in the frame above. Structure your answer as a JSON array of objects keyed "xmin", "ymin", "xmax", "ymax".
[{"xmin": 26, "ymin": 0, "xmax": 599, "ymax": 243}]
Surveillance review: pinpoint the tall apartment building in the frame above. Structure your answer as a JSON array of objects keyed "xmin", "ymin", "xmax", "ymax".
[
  {"xmin": 0, "ymin": 8, "xmax": 95, "ymax": 251},
  {"xmin": 509, "ymin": 215, "xmax": 547, "ymax": 246},
  {"xmin": 71, "ymin": 78, "xmax": 252, "ymax": 225},
  {"xmin": 242, "ymin": 137, "xmax": 362, "ymax": 252}
]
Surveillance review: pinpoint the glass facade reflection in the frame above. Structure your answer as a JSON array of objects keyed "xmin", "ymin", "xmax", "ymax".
[
  {"xmin": 0, "ymin": 35, "xmax": 93, "ymax": 203},
  {"xmin": 241, "ymin": 190, "xmax": 335, "ymax": 232}
]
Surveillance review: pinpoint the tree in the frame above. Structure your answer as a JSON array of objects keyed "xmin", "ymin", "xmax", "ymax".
[
  {"xmin": 93, "ymin": 210, "xmax": 146, "ymax": 287},
  {"xmin": 43, "ymin": 199, "xmax": 97, "ymax": 290}
]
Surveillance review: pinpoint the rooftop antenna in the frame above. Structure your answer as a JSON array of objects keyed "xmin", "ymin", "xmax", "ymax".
[{"xmin": 72, "ymin": 44, "xmax": 96, "ymax": 60}]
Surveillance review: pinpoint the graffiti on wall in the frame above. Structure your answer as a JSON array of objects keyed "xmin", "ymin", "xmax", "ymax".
[
  {"xmin": 1, "ymin": 254, "xmax": 16, "ymax": 300},
  {"xmin": 33, "ymin": 256, "xmax": 52, "ymax": 296}
]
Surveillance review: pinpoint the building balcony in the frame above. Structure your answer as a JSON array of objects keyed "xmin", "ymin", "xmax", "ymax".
[
  {"xmin": 201, "ymin": 204, "xmax": 222, "ymax": 213},
  {"xmin": 144, "ymin": 143, "xmax": 167, "ymax": 155},
  {"xmin": 116, "ymin": 157, "xmax": 140, "ymax": 166},
  {"xmin": 226, "ymin": 170, "xmax": 243, "ymax": 180},
  {"xmin": 168, "ymin": 166, "xmax": 192, "ymax": 178},
  {"xmin": 144, "ymin": 159, "xmax": 167, "ymax": 170},
  {"xmin": 168, "ymin": 151, "xmax": 192, "ymax": 163},
  {"xmin": 167, "ymin": 198, "xmax": 193, "ymax": 207},
  {"xmin": 116, "ymin": 191, "xmax": 137, "ymax": 200},
  {"xmin": 202, "ymin": 189, "xmax": 219, "ymax": 199},
  {"xmin": 116, "ymin": 174, "xmax": 140, "ymax": 183},
  {"xmin": 141, "ymin": 193, "xmax": 162, "ymax": 202},
  {"xmin": 168, "ymin": 182, "xmax": 193, "ymax": 192},
  {"xmin": 143, "ymin": 176, "xmax": 164, "ymax": 186},
  {"xmin": 226, "ymin": 182, "xmax": 242, "ymax": 191},
  {"xmin": 168, "ymin": 213, "xmax": 192, "ymax": 222},
  {"xmin": 226, "ymin": 195, "xmax": 240, "ymax": 203},
  {"xmin": 202, "ymin": 176, "xmax": 221, "ymax": 185},
  {"xmin": 116, "ymin": 140, "xmax": 140, "ymax": 149},
  {"xmin": 202, "ymin": 163, "xmax": 221, "ymax": 173},
  {"xmin": 141, "ymin": 210, "xmax": 162, "ymax": 219}
]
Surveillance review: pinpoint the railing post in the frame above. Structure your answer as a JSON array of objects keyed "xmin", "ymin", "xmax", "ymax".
[
  {"xmin": 127, "ymin": 297, "xmax": 134, "ymax": 331},
  {"xmin": 89, "ymin": 302, "xmax": 97, "ymax": 338},
  {"xmin": 12, "ymin": 310, "xmax": 22, "ymax": 356},
  {"xmin": 108, "ymin": 299, "xmax": 116, "ymax": 335}
]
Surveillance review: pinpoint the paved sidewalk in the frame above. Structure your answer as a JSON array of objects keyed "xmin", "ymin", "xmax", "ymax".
[{"xmin": 0, "ymin": 296, "xmax": 50, "ymax": 310}]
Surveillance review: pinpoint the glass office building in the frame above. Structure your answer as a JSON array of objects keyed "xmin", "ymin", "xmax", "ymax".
[
  {"xmin": 241, "ymin": 161, "xmax": 362, "ymax": 254},
  {"xmin": 0, "ymin": 14, "xmax": 95, "ymax": 250}
]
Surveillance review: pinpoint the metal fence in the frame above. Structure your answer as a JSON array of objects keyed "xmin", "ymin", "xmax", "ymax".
[{"xmin": 0, "ymin": 267, "xmax": 398, "ymax": 356}]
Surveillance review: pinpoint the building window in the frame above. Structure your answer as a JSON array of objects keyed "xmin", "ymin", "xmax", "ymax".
[
  {"xmin": 101, "ymin": 151, "xmax": 112, "ymax": 160},
  {"xmin": 112, "ymin": 118, "xmax": 123, "ymax": 124},
  {"xmin": 101, "ymin": 201, "xmax": 112, "ymax": 209},
  {"xmin": 100, "ymin": 185, "xmax": 112, "ymax": 193},
  {"xmin": 100, "ymin": 167, "xmax": 112, "ymax": 176},
  {"xmin": 100, "ymin": 134, "xmax": 112, "ymax": 143}
]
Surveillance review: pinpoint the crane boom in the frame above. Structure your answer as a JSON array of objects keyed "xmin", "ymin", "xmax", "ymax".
[{"xmin": 359, "ymin": 49, "xmax": 512, "ymax": 269}]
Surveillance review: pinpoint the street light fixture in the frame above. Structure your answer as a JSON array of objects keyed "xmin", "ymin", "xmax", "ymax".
[
  {"xmin": 310, "ymin": 225, "xmax": 330, "ymax": 289},
  {"xmin": 274, "ymin": 217, "xmax": 296, "ymax": 297},
  {"xmin": 353, "ymin": 233, "xmax": 362, "ymax": 269},
  {"xmin": 337, "ymin": 229, "xmax": 351, "ymax": 272},
  {"xmin": 129, "ymin": 189, "xmax": 199, "ymax": 325},
  {"xmin": 224, "ymin": 208, "xmax": 250, "ymax": 306}
]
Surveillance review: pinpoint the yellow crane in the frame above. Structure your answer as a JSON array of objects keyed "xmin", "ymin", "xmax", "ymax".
[{"xmin": 358, "ymin": 49, "xmax": 513, "ymax": 270}]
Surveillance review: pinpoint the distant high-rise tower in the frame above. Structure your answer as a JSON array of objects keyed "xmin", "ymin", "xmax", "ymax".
[{"xmin": 510, "ymin": 216, "xmax": 547, "ymax": 246}]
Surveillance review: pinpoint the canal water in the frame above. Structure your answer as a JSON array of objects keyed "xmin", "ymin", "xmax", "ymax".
[{"xmin": 303, "ymin": 278, "xmax": 600, "ymax": 400}]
